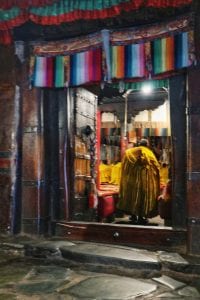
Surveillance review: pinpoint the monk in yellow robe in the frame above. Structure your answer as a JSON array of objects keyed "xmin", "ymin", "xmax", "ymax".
[
  {"xmin": 99, "ymin": 161, "xmax": 112, "ymax": 183},
  {"xmin": 110, "ymin": 162, "xmax": 122, "ymax": 185},
  {"xmin": 117, "ymin": 139, "xmax": 160, "ymax": 224}
]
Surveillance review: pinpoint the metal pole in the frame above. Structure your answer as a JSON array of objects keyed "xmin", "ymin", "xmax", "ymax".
[{"xmin": 123, "ymin": 89, "xmax": 133, "ymax": 139}]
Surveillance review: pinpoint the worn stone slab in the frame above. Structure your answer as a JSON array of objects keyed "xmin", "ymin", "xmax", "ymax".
[
  {"xmin": 156, "ymin": 292, "xmax": 182, "ymax": 298},
  {"xmin": 0, "ymin": 293, "xmax": 16, "ymax": 300},
  {"xmin": 24, "ymin": 266, "xmax": 72, "ymax": 281},
  {"xmin": 158, "ymin": 251, "xmax": 189, "ymax": 265},
  {"xmin": 17, "ymin": 280, "xmax": 62, "ymax": 294},
  {"xmin": 60, "ymin": 243, "xmax": 160, "ymax": 270},
  {"xmin": 25, "ymin": 241, "xmax": 75, "ymax": 258},
  {"xmin": 65, "ymin": 275, "xmax": 157, "ymax": 299},
  {"xmin": 33, "ymin": 241, "xmax": 76, "ymax": 249},
  {"xmin": 177, "ymin": 286, "xmax": 200, "ymax": 298},
  {"xmin": 152, "ymin": 275, "xmax": 186, "ymax": 290},
  {"xmin": 1, "ymin": 242, "xmax": 24, "ymax": 249},
  {"xmin": 16, "ymin": 266, "xmax": 72, "ymax": 295}
]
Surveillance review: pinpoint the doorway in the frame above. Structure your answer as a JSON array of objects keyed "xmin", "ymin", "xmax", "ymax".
[
  {"xmin": 43, "ymin": 75, "xmax": 187, "ymax": 249},
  {"xmin": 67, "ymin": 74, "xmax": 186, "ymax": 230},
  {"xmin": 97, "ymin": 84, "xmax": 171, "ymax": 227}
]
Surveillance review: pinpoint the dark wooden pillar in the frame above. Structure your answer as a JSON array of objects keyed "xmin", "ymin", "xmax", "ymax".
[
  {"xmin": 43, "ymin": 89, "xmax": 60, "ymax": 233},
  {"xmin": 0, "ymin": 45, "xmax": 16, "ymax": 233},
  {"xmin": 43, "ymin": 89, "xmax": 71, "ymax": 234},
  {"xmin": 186, "ymin": 0, "xmax": 200, "ymax": 255},
  {"xmin": 187, "ymin": 67, "xmax": 200, "ymax": 255},
  {"xmin": 169, "ymin": 74, "xmax": 187, "ymax": 229},
  {"xmin": 21, "ymin": 87, "xmax": 44, "ymax": 234},
  {"xmin": 12, "ymin": 40, "xmax": 44, "ymax": 235}
]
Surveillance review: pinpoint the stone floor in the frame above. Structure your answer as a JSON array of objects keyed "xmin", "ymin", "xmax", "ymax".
[{"xmin": 0, "ymin": 235, "xmax": 200, "ymax": 299}]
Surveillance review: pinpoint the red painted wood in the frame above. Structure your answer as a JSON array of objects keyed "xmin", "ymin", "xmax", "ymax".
[{"xmin": 55, "ymin": 222, "xmax": 186, "ymax": 253}]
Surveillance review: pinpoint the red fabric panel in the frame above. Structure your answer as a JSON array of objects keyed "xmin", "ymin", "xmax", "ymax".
[
  {"xmin": 88, "ymin": 51, "xmax": 93, "ymax": 81},
  {"xmin": 96, "ymin": 110, "xmax": 101, "ymax": 190},
  {"xmin": 146, "ymin": 0, "xmax": 192, "ymax": 7},
  {"xmin": 0, "ymin": 0, "xmax": 57, "ymax": 9},
  {"xmin": 0, "ymin": 0, "xmax": 192, "ymax": 45},
  {"xmin": 29, "ymin": 1, "xmax": 143, "ymax": 25},
  {"xmin": 98, "ymin": 195, "xmax": 115, "ymax": 219},
  {"xmin": 0, "ymin": 13, "xmax": 28, "ymax": 30},
  {"xmin": 0, "ymin": 30, "xmax": 12, "ymax": 45},
  {"xmin": 0, "ymin": 0, "xmax": 191, "ymax": 9},
  {"xmin": 93, "ymin": 48, "xmax": 102, "ymax": 81},
  {"xmin": 46, "ymin": 56, "xmax": 54, "ymax": 87}
]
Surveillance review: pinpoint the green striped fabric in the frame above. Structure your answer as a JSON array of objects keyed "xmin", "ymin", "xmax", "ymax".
[
  {"xmin": 30, "ymin": 0, "xmax": 130, "ymax": 16},
  {"xmin": 0, "ymin": 7, "xmax": 20, "ymax": 20},
  {"xmin": 112, "ymin": 79, "xmax": 169, "ymax": 91}
]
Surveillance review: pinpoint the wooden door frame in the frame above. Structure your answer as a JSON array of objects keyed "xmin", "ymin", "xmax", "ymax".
[{"xmin": 54, "ymin": 74, "xmax": 187, "ymax": 253}]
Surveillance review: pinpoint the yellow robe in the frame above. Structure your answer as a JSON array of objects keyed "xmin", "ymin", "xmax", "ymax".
[
  {"xmin": 110, "ymin": 162, "xmax": 122, "ymax": 185},
  {"xmin": 117, "ymin": 146, "xmax": 160, "ymax": 218},
  {"xmin": 160, "ymin": 165, "xmax": 169, "ymax": 186},
  {"xmin": 99, "ymin": 163, "xmax": 112, "ymax": 183}
]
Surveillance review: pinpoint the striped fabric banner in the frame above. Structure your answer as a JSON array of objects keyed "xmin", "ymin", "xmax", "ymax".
[
  {"xmin": 111, "ymin": 43, "xmax": 145, "ymax": 79},
  {"xmin": 125, "ymin": 43, "xmax": 145, "ymax": 78},
  {"xmin": 152, "ymin": 32, "xmax": 189, "ymax": 74},
  {"xmin": 55, "ymin": 56, "xmax": 65, "ymax": 87},
  {"xmin": 34, "ymin": 55, "xmax": 70, "ymax": 87},
  {"xmin": 34, "ymin": 56, "xmax": 47, "ymax": 87},
  {"xmin": 34, "ymin": 48, "xmax": 102, "ymax": 87},
  {"xmin": 111, "ymin": 45, "xmax": 125, "ymax": 79},
  {"xmin": 70, "ymin": 48, "xmax": 102, "ymax": 86},
  {"xmin": 151, "ymin": 36, "xmax": 174, "ymax": 74},
  {"xmin": 33, "ymin": 30, "xmax": 193, "ymax": 87},
  {"xmin": 175, "ymin": 31, "xmax": 189, "ymax": 68}
]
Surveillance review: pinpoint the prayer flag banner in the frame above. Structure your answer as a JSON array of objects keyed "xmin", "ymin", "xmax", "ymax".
[
  {"xmin": 70, "ymin": 48, "xmax": 102, "ymax": 86},
  {"xmin": 33, "ymin": 30, "xmax": 194, "ymax": 87},
  {"xmin": 34, "ymin": 48, "xmax": 102, "ymax": 87},
  {"xmin": 125, "ymin": 44, "xmax": 145, "ymax": 78},
  {"xmin": 151, "ymin": 32, "xmax": 190, "ymax": 75}
]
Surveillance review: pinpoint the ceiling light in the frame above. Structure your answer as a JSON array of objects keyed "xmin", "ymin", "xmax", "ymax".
[{"xmin": 141, "ymin": 84, "xmax": 153, "ymax": 95}]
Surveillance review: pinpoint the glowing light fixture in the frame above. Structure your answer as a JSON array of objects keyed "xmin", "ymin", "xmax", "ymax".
[{"xmin": 141, "ymin": 84, "xmax": 153, "ymax": 95}]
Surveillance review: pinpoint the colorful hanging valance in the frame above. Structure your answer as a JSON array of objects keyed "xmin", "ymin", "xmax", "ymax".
[
  {"xmin": 32, "ymin": 30, "xmax": 194, "ymax": 88},
  {"xmin": 33, "ymin": 15, "xmax": 192, "ymax": 56},
  {"xmin": 30, "ymin": 14, "xmax": 195, "ymax": 88},
  {"xmin": 0, "ymin": 0, "xmax": 192, "ymax": 45},
  {"xmin": 33, "ymin": 48, "xmax": 102, "ymax": 88}
]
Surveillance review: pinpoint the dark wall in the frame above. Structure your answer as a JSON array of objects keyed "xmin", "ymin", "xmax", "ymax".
[
  {"xmin": 169, "ymin": 74, "xmax": 187, "ymax": 229},
  {"xmin": 187, "ymin": 67, "xmax": 200, "ymax": 255}
]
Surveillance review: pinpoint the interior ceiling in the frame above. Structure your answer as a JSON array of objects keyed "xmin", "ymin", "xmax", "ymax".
[{"xmin": 97, "ymin": 87, "xmax": 168, "ymax": 122}]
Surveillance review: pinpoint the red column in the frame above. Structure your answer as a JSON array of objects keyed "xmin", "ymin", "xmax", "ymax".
[{"xmin": 96, "ymin": 110, "xmax": 101, "ymax": 190}]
